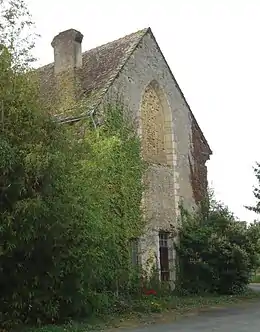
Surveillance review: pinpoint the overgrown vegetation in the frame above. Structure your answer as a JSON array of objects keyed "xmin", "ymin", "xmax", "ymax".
[
  {"xmin": 1, "ymin": 1, "xmax": 260, "ymax": 331},
  {"xmin": 0, "ymin": 64, "xmax": 146, "ymax": 328},
  {"xmin": 0, "ymin": 2, "xmax": 146, "ymax": 328},
  {"xmin": 20, "ymin": 290, "xmax": 260, "ymax": 332},
  {"xmin": 251, "ymin": 271, "xmax": 260, "ymax": 283},
  {"xmin": 246, "ymin": 162, "xmax": 260, "ymax": 283},
  {"xmin": 176, "ymin": 195, "xmax": 260, "ymax": 295}
]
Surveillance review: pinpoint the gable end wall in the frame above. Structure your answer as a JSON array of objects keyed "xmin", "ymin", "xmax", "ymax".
[{"xmin": 100, "ymin": 31, "xmax": 210, "ymax": 286}]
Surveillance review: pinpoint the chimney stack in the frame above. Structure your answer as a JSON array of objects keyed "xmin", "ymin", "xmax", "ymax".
[{"xmin": 51, "ymin": 29, "xmax": 83, "ymax": 74}]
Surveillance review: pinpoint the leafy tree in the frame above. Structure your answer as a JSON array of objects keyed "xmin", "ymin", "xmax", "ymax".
[
  {"xmin": 246, "ymin": 162, "xmax": 260, "ymax": 215},
  {"xmin": 177, "ymin": 194, "xmax": 260, "ymax": 295},
  {"xmin": 0, "ymin": 42, "xmax": 89, "ymax": 326},
  {"xmin": 245, "ymin": 162, "xmax": 260, "ymax": 272},
  {"xmin": 0, "ymin": 1, "xmax": 146, "ymax": 328},
  {"xmin": 0, "ymin": 0, "xmax": 37, "ymax": 67}
]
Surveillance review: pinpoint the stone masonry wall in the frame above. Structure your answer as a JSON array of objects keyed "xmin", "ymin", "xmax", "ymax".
[
  {"xmin": 189, "ymin": 119, "xmax": 210, "ymax": 205},
  {"xmin": 102, "ymin": 31, "xmax": 210, "ymax": 287}
]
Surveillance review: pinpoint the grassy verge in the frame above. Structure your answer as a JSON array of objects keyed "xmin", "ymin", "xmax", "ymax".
[
  {"xmin": 23, "ymin": 289, "xmax": 260, "ymax": 332},
  {"xmin": 251, "ymin": 273, "xmax": 260, "ymax": 283}
]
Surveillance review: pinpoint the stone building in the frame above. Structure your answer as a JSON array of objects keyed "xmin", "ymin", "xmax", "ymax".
[{"xmin": 38, "ymin": 27, "xmax": 212, "ymax": 288}]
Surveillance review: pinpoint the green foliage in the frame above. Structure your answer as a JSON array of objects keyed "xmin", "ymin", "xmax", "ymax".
[
  {"xmin": 251, "ymin": 271, "xmax": 260, "ymax": 283},
  {"xmin": 0, "ymin": 0, "xmax": 37, "ymax": 67},
  {"xmin": 0, "ymin": 31, "xmax": 145, "ymax": 330},
  {"xmin": 176, "ymin": 196, "xmax": 260, "ymax": 295},
  {"xmin": 246, "ymin": 162, "xmax": 260, "ymax": 217},
  {"xmin": 71, "ymin": 104, "xmax": 146, "ymax": 298},
  {"xmin": 0, "ymin": 50, "xmax": 81, "ymax": 327},
  {"xmin": 0, "ymin": 1, "xmax": 147, "ymax": 328},
  {"xmin": 21, "ymin": 290, "xmax": 260, "ymax": 332}
]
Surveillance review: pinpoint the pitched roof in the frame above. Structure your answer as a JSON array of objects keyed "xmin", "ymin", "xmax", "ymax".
[
  {"xmin": 37, "ymin": 28, "xmax": 149, "ymax": 118},
  {"xmin": 37, "ymin": 27, "xmax": 211, "ymax": 154}
]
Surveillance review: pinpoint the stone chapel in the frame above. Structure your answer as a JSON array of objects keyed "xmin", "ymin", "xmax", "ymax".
[{"xmin": 37, "ymin": 27, "xmax": 212, "ymax": 288}]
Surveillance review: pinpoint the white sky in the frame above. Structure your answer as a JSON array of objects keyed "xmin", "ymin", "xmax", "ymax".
[{"xmin": 27, "ymin": 0, "xmax": 260, "ymax": 222}]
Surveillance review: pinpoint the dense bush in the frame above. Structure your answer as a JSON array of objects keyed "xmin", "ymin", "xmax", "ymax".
[
  {"xmin": 0, "ymin": 2, "xmax": 146, "ymax": 327},
  {"xmin": 0, "ymin": 67, "xmax": 145, "ymax": 327},
  {"xmin": 176, "ymin": 197, "xmax": 260, "ymax": 295}
]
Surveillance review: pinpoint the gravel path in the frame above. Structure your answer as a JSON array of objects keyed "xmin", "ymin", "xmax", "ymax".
[
  {"xmin": 120, "ymin": 302, "xmax": 260, "ymax": 331},
  {"xmin": 110, "ymin": 286, "xmax": 260, "ymax": 332}
]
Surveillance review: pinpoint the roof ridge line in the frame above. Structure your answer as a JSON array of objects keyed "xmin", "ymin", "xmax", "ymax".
[
  {"xmin": 82, "ymin": 27, "xmax": 149, "ymax": 56},
  {"xmin": 45, "ymin": 27, "xmax": 150, "ymax": 122},
  {"xmin": 92, "ymin": 27, "xmax": 150, "ymax": 110},
  {"xmin": 37, "ymin": 27, "xmax": 150, "ymax": 71}
]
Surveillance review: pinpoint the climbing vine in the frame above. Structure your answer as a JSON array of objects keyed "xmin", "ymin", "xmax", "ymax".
[
  {"xmin": 71, "ymin": 103, "xmax": 147, "ymax": 295},
  {"xmin": 0, "ymin": 55, "xmax": 147, "ymax": 326},
  {"xmin": 0, "ymin": 1, "xmax": 146, "ymax": 328}
]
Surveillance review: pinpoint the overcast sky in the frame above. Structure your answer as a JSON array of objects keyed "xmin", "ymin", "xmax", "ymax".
[{"xmin": 27, "ymin": 0, "xmax": 260, "ymax": 222}]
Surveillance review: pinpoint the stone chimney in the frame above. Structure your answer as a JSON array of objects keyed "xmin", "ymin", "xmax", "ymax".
[
  {"xmin": 51, "ymin": 29, "xmax": 83, "ymax": 74},
  {"xmin": 51, "ymin": 29, "xmax": 83, "ymax": 114}
]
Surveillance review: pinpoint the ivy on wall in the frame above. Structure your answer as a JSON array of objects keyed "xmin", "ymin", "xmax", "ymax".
[{"xmin": 0, "ymin": 41, "xmax": 147, "ymax": 326}]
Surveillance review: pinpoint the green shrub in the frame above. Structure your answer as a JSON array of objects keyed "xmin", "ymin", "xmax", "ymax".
[
  {"xmin": 0, "ymin": 18, "xmax": 146, "ymax": 327},
  {"xmin": 176, "ymin": 196, "xmax": 260, "ymax": 295}
]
